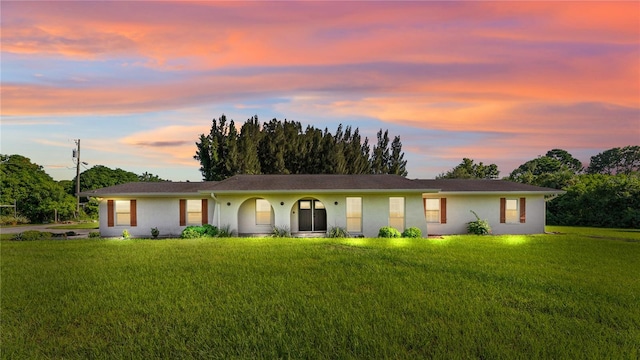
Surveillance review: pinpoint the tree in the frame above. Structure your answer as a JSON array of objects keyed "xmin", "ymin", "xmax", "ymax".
[
  {"xmin": 437, "ymin": 158, "xmax": 499, "ymax": 179},
  {"xmin": 0, "ymin": 154, "xmax": 76, "ymax": 223},
  {"xmin": 73, "ymin": 165, "xmax": 139, "ymax": 193},
  {"xmin": 258, "ymin": 118, "xmax": 287, "ymax": 174},
  {"xmin": 194, "ymin": 114, "xmax": 407, "ymax": 178},
  {"xmin": 238, "ymin": 116, "xmax": 262, "ymax": 175},
  {"xmin": 547, "ymin": 173, "xmax": 640, "ymax": 228},
  {"xmin": 370, "ymin": 129, "xmax": 390, "ymax": 174},
  {"xmin": 138, "ymin": 172, "xmax": 168, "ymax": 182},
  {"xmin": 388, "ymin": 136, "xmax": 408, "ymax": 176},
  {"xmin": 509, "ymin": 149, "xmax": 582, "ymax": 188},
  {"xmin": 587, "ymin": 146, "xmax": 640, "ymax": 175}
]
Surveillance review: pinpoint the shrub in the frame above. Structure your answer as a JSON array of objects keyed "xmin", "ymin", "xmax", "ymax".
[
  {"xmin": 271, "ymin": 225, "xmax": 291, "ymax": 238},
  {"xmin": 88, "ymin": 231, "xmax": 101, "ymax": 238},
  {"xmin": 151, "ymin": 227, "xmax": 160, "ymax": 238},
  {"xmin": 0, "ymin": 215, "xmax": 30, "ymax": 226},
  {"xmin": 180, "ymin": 225, "xmax": 219, "ymax": 239},
  {"xmin": 378, "ymin": 226, "xmax": 401, "ymax": 238},
  {"xmin": 217, "ymin": 224, "xmax": 235, "ymax": 238},
  {"xmin": 467, "ymin": 210, "xmax": 492, "ymax": 235},
  {"xmin": 402, "ymin": 227, "xmax": 422, "ymax": 238},
  {"xmin": 181, "ymin": 226, "xmax": 203, "ymax": 239},
  {"xmin": 122, "ymin": 229, "xmax": 131, "ymax": 239},
  {"xmin": 202, "ymin": 224, "xmax": 219, "ymax": 237},
  {"xmin": 327, "ymin": 226, "xmax": 350, "ymax": 238},
  {"xmin": 12, "ymin": 230, "xmax": 52, "ymax": 241}
]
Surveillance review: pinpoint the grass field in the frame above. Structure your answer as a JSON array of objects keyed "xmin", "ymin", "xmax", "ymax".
[{"xmin": 2, "ymin": 227, "xmax": 639, "ymax": 359}]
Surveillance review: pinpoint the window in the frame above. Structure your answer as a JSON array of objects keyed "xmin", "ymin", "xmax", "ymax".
[
  {"xmin": 107, "ymin": 200, "xmax": 136, "ymax": 227},
  {"xmin": 256, "ymin": 199, "xmax": 272, "ymax": 225},
  {"xmin": 180, "ymin": 199, "xmax": 208, "ymax": 226},
  {"xmin": 389, "ymin": 197, "xmax": 405, "ymax": 230},
  {"xmin": 425, "ymin": 198, "xmax": 441, "ymax": 223},
  {"xmin": 115, "ymin": 200, "xmax": 131, "ymax": 226},
  {"xmin": 186, "ymin": 200, "xmax": 202, "ymax": 225},
  {"xmin": 500, "ymin": 197, "xmax": 525, "ymax": 224},
  {"xmin": 346, "ymin": 197, "xmax": 362, "ymax": 233}
]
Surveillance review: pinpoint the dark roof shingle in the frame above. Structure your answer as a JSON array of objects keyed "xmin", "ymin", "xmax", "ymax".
[
  {"xmin": 201, "ymin": 174, "xmax": 431, "ymax": 192},
  {"xmin": 80, "ymin": 181, "xmax": 214, "ymax": 196},
  {"xmin": 413, "ymin": 179, "xmax": 562, "ymax": 193}
]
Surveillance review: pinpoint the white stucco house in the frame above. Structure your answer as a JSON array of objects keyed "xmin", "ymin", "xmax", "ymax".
[{"xmin": 81, "ymin": 174, "xmax": 562, "ymax": 238}]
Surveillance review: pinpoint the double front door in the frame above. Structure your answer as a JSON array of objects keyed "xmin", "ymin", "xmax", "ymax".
[{"xmin": 298, "ymin": 200, "xmax": 327, "ymax": 232}]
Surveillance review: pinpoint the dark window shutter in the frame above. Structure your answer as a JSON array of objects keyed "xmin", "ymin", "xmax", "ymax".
[
  {"xmin": 107, "ymin": 200, "xmax": 114, "ymax": 227},
  {"xmin": 440, "ymin": 198, "xmax": 447, "ymax": 224},
  {"xmin": 179, "ymin": 199, "xmax": 186, "ymax": 226},
  {"xmin": 130, "ymin": 200, "xmax": 137, "ymax": 227},
  {"xmin": 500, "ymin": 198, "xmax": 506, "ymax": 223},
  {"xmin": 201, "ymin": 199, "xmax": 208, "ymax": 225},
  {"xmin": 520, "ymin": 197, "xmax": 526, "ymax": 223}
]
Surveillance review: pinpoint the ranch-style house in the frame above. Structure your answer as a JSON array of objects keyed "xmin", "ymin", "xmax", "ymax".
[{"xmin": 82, "ymin": 174, "xmax": 563, "ymax": 238}]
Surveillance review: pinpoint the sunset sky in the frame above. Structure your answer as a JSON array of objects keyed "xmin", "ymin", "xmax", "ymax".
[{"xmin": 2, "ymin": 1, "xmax": 638, "ymax": 182}]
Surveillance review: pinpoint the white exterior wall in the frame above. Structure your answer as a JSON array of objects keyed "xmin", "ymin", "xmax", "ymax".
[
  {"xmin": 98, "ymin": 196, "xmax": 215, "ymax": 238},
  {"xmin": 423, "ymin": 194, "xmax": 547, "ymax": 235},
  {"xmin": 212, "ymin": 192, "xmax": 428, "ymax": 238}
]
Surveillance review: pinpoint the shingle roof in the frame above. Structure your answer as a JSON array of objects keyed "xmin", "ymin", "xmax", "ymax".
[
  {"xmin": 413, "ymin": 179, "xmax": 562, "ymax": 193},
  {"xmin": 80, "ymin": 176, "xmax": 563, "ymax": 196},
  {"xmin": 201, "ymin": 174, "xmax": 432, "ymax": 192},
  {"xmin": 80, "ymin": 181, "xmax": 214, "ymax": 196}
]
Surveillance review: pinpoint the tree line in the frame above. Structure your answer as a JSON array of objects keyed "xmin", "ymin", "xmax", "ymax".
[
  {"xmin": 194, "ymin": 115, "xmax": 407, "ymax": 181},
  {"xmin": 0, "ymin": 155, "xmax": 167, "ymax": 224},
  {"xmin": 439, "ymin": 146, "xmax": 640, "ymax": 228}
]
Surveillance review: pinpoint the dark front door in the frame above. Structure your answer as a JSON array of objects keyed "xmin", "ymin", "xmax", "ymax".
[
  {"xmin": 298, "ymin": 200, "xmax": 313, "ymax": 231},
  {"xmin": 298, "ymin": 200, "xmax": 326, "ymax": 232},
  {"xmin": 313, "ymin": 200, "xmax": 327, "ymax": 231}
]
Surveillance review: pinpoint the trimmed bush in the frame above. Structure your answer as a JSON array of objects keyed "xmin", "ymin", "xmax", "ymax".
[
  {"xmin": 180, "ymin": 225, "xmax": 219, "ymax": 239},
  {"xmin": 402, "ymin": 227, "xmax": 422, "ymax": 238},
  {"xmin": 327, "ymin": 226, "xmax": 350, "ymax": 238},
  {"xmin": 378, "ymin": 226, "xmax": 401, "ymax": 238},
  {"xmin": 122, "ymin": 230, "xmax": 131, "ymax": 239},
  {"xmin": 151, "ymin": 227, "xmax": 159, "ymax": 238},
  {"xmin": 88, "ymin": 232, "xmax": 101, "ymax": 238},
  {"xmin": 467, "ymin": 210, "xmax": 492, "ymax": 235}
]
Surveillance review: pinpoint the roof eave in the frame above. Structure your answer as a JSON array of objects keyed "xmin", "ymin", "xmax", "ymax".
[
  {"xmin": 429, "ymin": 190, "xmax": 565, "ymax": 196},
  {"xmin": 201, "ymin": 188, "xmax": 440, "ymax": 195}
]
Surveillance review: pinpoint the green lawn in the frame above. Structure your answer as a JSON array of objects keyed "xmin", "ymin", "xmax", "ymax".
[{"xmin": 2, "ymin": 227, "xmax": 639, "ymax": 359}]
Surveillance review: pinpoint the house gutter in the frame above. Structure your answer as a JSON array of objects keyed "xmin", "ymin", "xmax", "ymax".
[{"xmin": 208, "ymin": 192, "xmax": 221, "ymax": 227}]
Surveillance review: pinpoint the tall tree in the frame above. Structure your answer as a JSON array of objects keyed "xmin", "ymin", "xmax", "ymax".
[
  {"xmin": 587, "ymin": 146, "xmax": 640, "ymax": 175},
  {"xmin": 258, "ymin": 118, "xmax": 287, "ymax": 174},
  {"xmin": 388, "ymin": 135, "xmax": 408, "ymax": 176},
  {"xmin": 194, "ymin": 114, "xmax": 406, "ymax": 178},
  {"xmin": 370, "ymin": 129, "xmax": 390, "ymax": 174},
  {"xmin": 238, "ymin": 116, "xmax": 262, "ymax": 175}
]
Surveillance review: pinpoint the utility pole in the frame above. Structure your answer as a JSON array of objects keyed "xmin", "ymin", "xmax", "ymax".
[{"xmin": 74, "ymin": 139, "xmax": 81, "ymax": 217}]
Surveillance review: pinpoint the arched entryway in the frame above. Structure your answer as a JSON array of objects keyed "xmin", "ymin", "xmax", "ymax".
[
  {"xmin": 297, "ymin": 199, "xmax": 327, "ymax": 232},
  {"xmin": 237, "ymin": 197, "xmax": 274, "ymax": 235}
]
